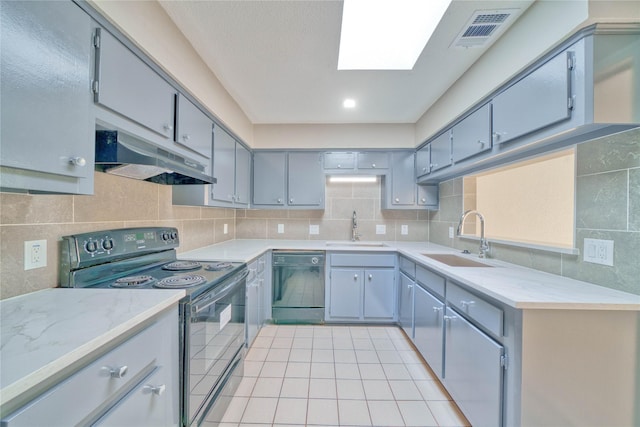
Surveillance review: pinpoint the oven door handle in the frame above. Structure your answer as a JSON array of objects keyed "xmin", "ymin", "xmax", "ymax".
[{"xmin": 192, "ymin": 269, "xmax": 249, "ymax": 314}]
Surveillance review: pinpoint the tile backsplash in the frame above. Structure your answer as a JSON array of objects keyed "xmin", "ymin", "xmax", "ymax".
[
  {"xmin": 0, "ymin": 172, "xmax": 235, "ymax": 299},
  {"xmin": 236, "ymin": 178, "xmax": 430, "ymax": 242},
  {"xmin": 429, "ymin": 128, "xmax": 640, "ymax": 296}
]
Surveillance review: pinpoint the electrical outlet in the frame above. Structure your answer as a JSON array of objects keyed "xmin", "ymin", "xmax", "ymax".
[
  {"xmin": 25, "ymin": 240, "xmax": 47, "ymax": 270},
  {"xmin": 376, "ymin": 224, "xmax": 386, "ymax": 235},
  {"xmin": 223, "ymin": 223, "xmax": 228, "ymax": 234},
  {"xmin": 449, "ymin": 227, "xmax": 454, "ymax": 239},
  {"xmin": 583, "ymin": 238, "xmax": 614, "ymax": 266},
  {"xmin": 401, "ymin": 225, "xmax": 408, "ymax": 235},
  {"xmin": 309, "ymin": 224, "xmax": 320, "ymax": 235},
  {"xmin": 278, "ymin": 224, "xmax": 285, "ymax": 234}
]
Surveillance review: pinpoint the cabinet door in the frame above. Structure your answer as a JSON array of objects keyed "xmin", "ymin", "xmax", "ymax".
[
  {"xmin": 429, "ymin": 131, "xmax": 452, "ymax": 172},
  {"xmin": 415, "ymin": 145, "xmax": 430, "ymax": 178},
  {"xmin": 444, "ymin": 307, "xmax": 503, "ymax": 427},
  {"xmin": 357, "ymin": 152, "xmax": 389, "ymax": 169},
  {"xmin": 175, "ymin": 93, "xmax": 213, "ymax": 161},
  {"xmin": 363, "ymin": 268, "xmax": 395, "ymax": 319},
  {"xmin": 329, "ymin": 268, "xmax": 362, "ymax": 319},
  {"xmin": 324, "ymin": 152, "xmax": 355, "ymax": 170},
  {"xmin": 417, "ymin": 185, "xmax": 438, "ymax": 208},
  {"xmin": 96, "ymin": 29, "xmax": 175, "ymax": 139},
  {"xmin": 0, "ymin": 1, "xmax": 93, "ymax": 186},
  {"xmin": 390, "ymin": 151, "xmax": 416, "ymax": 206},
  {"xmin": 246, "ymin": 277, "xmax": 260, "ymax": 346},
  {"xmin": 414, "ymin": 285, "xmax": 444, "ymax": 378},
  {"xmin": 235, "ymin": 144, "xmax": 251, "ymax": 205},
  {"xmin": 253, "ymin": 152, "xmax": 286, "ymax": 206},
  {"xmin": 492, "ymin": 52, "xmax": 571, "ymax": 145},
  {"xmin": 288, "ymin": 152, "xmax": 324, "ymax": 206},
  {"xmin": 398, "ymin": 272, "xmax": 414, "ymax": 339},
  {"xmin": 211, "ymin": 126, "xmax": 236, "ymax": 205},
  {"xmin": 452, "ymin": 104, "xmax": 492, "ymax": 163}
]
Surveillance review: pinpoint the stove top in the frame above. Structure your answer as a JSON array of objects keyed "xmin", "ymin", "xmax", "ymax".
[{"xmin": 59, "ymin": 227, "xmax": 246, "ymax": 300}]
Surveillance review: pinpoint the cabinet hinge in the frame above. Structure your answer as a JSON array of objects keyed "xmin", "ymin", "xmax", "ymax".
[
  {"xmin": 568, "ymin": 96, "xmax": 575, "ymax": 110},
  {"xmin": 92, "ymin": 80, "xmax": 99, "ymax": 95},
  {"xmin": 567, "ymin": 53, "xmax": 575, "ymax": 70},
  {"xmin": 93, "ymin": 32, "xmax": 101, "ymax": 49},
  {"xmin": 500, "ymin": 354, "xmax": 508, "ymax": 370}
]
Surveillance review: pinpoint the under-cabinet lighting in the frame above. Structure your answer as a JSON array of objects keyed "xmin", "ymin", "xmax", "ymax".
[
  {"xmin": 329, "ymin": 176, "xmax": 378, "ymax": 183},
  {"xmin": 338, "ymin": 0, "xmax": 452, "ymax": 70}
]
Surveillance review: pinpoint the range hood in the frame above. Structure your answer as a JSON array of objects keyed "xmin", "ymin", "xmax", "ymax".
[{"xmin": 95, "ymin": 130, "xmax": 215, "ymax": 185}]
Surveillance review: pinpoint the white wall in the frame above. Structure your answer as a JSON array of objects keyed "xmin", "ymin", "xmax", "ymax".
[
  {"xmin": 89, "ymin": 0, "xmax": 254, "ymax": 145},
  {"xmin": 253, "ymin": 123, "xmax": 415, "ymax": 149}
]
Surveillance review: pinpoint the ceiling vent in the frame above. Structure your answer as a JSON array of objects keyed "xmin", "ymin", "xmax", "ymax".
[{"xmin": 452, "ymin": 9, "xmax": 519, "ymax": 49}]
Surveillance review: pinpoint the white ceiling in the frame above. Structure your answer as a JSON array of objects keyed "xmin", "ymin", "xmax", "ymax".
[{"xmin": 158, "ymin": 0, "xmax": 535, "ymax": 125}]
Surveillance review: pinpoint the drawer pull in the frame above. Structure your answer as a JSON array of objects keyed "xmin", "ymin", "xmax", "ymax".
[
  {"xmin": 104, "ymin": 365, "xmax": 128, "ymax": 379},
  {"xmin": 443, "ymin": 315, "xmax": 457, "ymax": 322},
  {"xmin": 143, "ymin": 384, "xmax": 166, "ymax": 396},
  {"xmin": 368, "ymin": 274, "xmax": 373, "ymax": 281},
  {"xmin": 432, "ymin": 306, "xmax": 442, "ymax": 313},
  {"xmin": 354, "ymin": 274, "xmax": 358, "ymax": 280},
  {"xmin": 460, "ymin": 300, "xmax": 475, "ymax": 309}
]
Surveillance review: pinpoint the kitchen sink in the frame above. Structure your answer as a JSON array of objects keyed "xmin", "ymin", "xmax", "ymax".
[
  {"xmin": 422, "ymin": 253, "xmax": 493, "ymax": 267},
  {"xmin": 325, "ymin": 241, "xmax": 387, "ymax": 247}
]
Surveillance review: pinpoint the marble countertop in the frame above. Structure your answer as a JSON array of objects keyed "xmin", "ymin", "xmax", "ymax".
[
  {"xmin": 0, "ymin": 288, "xmax": 184, "ymax": 412},
  {"xmin": 181, "ymin": 239, "xmax": 640, "ymax": 310}
]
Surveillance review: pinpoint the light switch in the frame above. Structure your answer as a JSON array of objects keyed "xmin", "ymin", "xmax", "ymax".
[
  {"xmin": 376, "ymin": 224, "xmax": 386, "ymax": 235},
  {"xmin": 309, "ymin": 224, "xmax": 320, "ymax": 235},
  {"xmin": 401, "ymin": 225, "xmax": 408, "ymax": 235},
  {"xmin": 278, "ymin": 224, "xmax": 284, "ymax": 234}
]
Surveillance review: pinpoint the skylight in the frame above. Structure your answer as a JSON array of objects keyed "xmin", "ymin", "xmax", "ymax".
[{"xmin": 338, "ymin": 0, "xmax": 452, "ymax": 70}]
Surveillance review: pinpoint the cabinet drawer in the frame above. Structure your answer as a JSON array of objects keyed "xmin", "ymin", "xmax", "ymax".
[
  {"xmin": 324, "ymin": 152, "xmax": 355, "ymax": 169},
  {"xmin": 447, "ymin": 282, "xmax": 503, "ymax": 337},
  {"xmin": 331, "ymin": 253, "xmax": 396, "ymax": 268},
  {"xmin": 399, "ymin": 257, "xmax": 415, "ymax": 278},
  {"xmin": 3, "ymin": 320, "xmax": 165, "ymax": 426},
  {"xmin": 357, "ymin": 152, "xmax": 388, "ymax": 169},
  {"xmin": 416, "ymin": 265, "xmax": 445, "ymax": 299}
]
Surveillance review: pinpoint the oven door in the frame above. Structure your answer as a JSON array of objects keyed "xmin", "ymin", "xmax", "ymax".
[{"xmin": 182, "ymin": 268, "xmax": 248, "ymax": 426}]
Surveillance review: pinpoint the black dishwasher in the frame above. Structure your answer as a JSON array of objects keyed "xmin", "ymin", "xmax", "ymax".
[{"xmin": 272, "ymin": 251, "xmax": 325, "ymax": 324}]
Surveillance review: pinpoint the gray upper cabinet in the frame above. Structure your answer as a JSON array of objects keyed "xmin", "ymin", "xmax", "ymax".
[
  {"xmin": 288, "ymin": 152, "xmax": 324, "ymax": 206},
  {"xmin": 429, "ymin": 131, "xmax": 452, "ymax": 172},
  {"xmin": 175, "ymin": 94, "xmax": 213, "ymax": 161},
  {"xmin": 452, "ymin": 104, "xmax": 492, "ymax": 163},
  {"xmin": 356, "ymin": 152, "xmax": 389, "ymax": 170},
  {"xmin": 252, "ymin": 151, "xmax": 324, "ymax": 208},
  {"xmin": 417, "ymin": 185, "xmax": 438, "ymax": 208},
  {"xmin": 95, "ymin": 29, "xmax": 176, "ymax": 140},
  {"xmin": 0, "ymin": 0, "xmax": 94, "ymax": 194},
  {"xmin": 324, "ymin": 152, "xmax": 355, "ymax": 170},
  {"xmin": 388, "ymin": 151, "xmax": 416, "ymax": 206},
  {"xmin": 211, "ymin": 125, "xmax": 236, "ymax": 205},
  {"xmin": 415, "ymin": 145, "xmax": 430, "ymax": 178},
  {"xmin": 235, "ymin": 144, "xmax": 251, "ymax": 206},
  {"xmin": 253, "ymin": 152, "xmax": 286, "ymax": 206},
  {"xmin": 492, "ymin": 52, "xmax": 572, "ymax": 145}
]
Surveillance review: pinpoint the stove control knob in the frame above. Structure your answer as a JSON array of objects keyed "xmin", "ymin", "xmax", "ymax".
[
  {"xmin": 102, "ymin": 238, "xmax": 114, "ymax": 251},
  {"xmin": 161, "ymin": 232, "xmax": 169, "ymax": 241},
  {"xmin": 170, "ymin": 231, "xmax": 178, "ymax": 240},
  {"xmin": 85, "ymin": 240, "xmax": 98, "ymax": 253}
]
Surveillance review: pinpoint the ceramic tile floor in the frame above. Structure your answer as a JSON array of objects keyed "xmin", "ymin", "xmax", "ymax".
[{"xmin": 204, "ymin": 324, "xmax": 470, "ymax": 427}]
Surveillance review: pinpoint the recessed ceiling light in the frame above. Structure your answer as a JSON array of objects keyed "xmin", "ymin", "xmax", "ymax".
[
  {"xmin": 338, "ymin": 0, "xmax": 452, "ymax": 70},
  {"xmin": 343, "ymin": 98, "xmax": 356, "ymax": 109},
  {"xmin": 329, "ymin": 175, "xmax": 377, "ymax": 183}
]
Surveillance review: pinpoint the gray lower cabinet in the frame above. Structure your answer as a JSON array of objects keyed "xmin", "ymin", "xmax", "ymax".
[
  {"xmin": 452, "ymin": 103, "xmax": 492, "ymax": 163},
  {"xmin": 444, "ymin": 306, "xmax": 504, "ymax": 427},
  {"xmin": 0, "ymin": 0, "xmax": 94, "ymax": 194},
  {"xmin": 327, "ymin": 253, "xmax": 396, "ymax": 322},
  {"xmin": 95, "ymin": 28, "xmax": 176, "ymax": 141},
  {"xmin": 492, "ymin": 52, "xmax": 572, "ymax": 146},
  {"xmin": 398, "ymin": 272, "xmax": 414, "ymax": 339},
  {"xmin": 247, "ymin": 254, "xmax": 266, "ymax": 346},
  {"xmin": 252, "ymin": 151, "xmax": 324, "ymax": 208},
  {"xmin": 2, "ymin": 307, "xmax": 179, "ymax": 426},
  {"xmin": 413, "ymin": 284, "xmax": 444, "ymax": 379},
  {"xmin": 175, "ymin": 93, "xmax": 213, "ymax": 161}
]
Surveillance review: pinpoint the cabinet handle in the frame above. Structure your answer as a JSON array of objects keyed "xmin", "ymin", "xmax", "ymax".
[
  {"xmin": 290, "ymin": 198, "xmax": 294, "ymax": 203},
  {"xmin": 372, "ymin": 163, "xmax": 376, "ymax": 168},
  {"xmin": 337, "ymin": 164, "xmax": 341, "ymax": 168},
  {"xmin": 433, "ymin": 306, "xmax": 442, "ymax": 313},
  {"xmin": 493, "ymin": 131, "xmax": 506, "ymax": 141},
  {"xmin": 354, "ymin": 274, "xmax": 358, "ymax": 280},
  {"xmin": 407, "ymin": 284, "xmax": 412, "ymax": 290},
  {"xmin": 395, "ymin": 198, "xmax": 400, "ymax": 203},
  {"xmin": 422, "ymin": 167, "xmax": 427, "ymax": 172},
  {"xmin": 182, "ymin": 134, "xmax": 191, "ymax": 141},
  {"xmin": 163, "ymin": 124, "xmax": 173, "ymax": 132},
  {"xmin": 143, "ymin": 384, "xmax": 166, "ymax": 396},
  {"xmin": 368, "ymin": 274, "xmax": 373, "ymax": 281},
  {"xmin": 277, "ymin": 198, "xmax": 282, "ymax": 203},
  {"xmin": 460, "ymin": 300, "xmax": 475, "ymax": 309},
  {"xmin": 477, "ymin": 140, "xmax": 485, "ymax": 146},
  {"xmin": 443, "ymin": 315, "xmax": 457, "ymax": 322},
  {"xmin": 430, "ymin": 163, "xmax": 438, "ymax": 168},
  {"xmin": 104, "ymin": 365, "xmax": 128, "ymax": 379},
  {"xmin": 420, "ymin": 198, "xmax": 426, "ymax": 203},
  {"xmin": 69, "ymin": 157, "xmax": 86, "ymax": 167}
]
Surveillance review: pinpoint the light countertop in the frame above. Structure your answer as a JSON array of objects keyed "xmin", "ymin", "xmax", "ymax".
[
  {"xmin": 0, "ymin": 288, "xmax": 184, "ymax": 412},
  {"xmin": 181, "ymin": 239, "xmax": 640, "ymax": 311}
]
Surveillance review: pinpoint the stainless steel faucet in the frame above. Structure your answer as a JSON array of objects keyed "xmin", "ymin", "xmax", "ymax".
[
  {"xmin": 457, "ymin": 210, "xmax": 490, "ymax": 258},
  {"xmin": 351, "ymin": 210, "xmax": 361, "ymax": 241}
]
